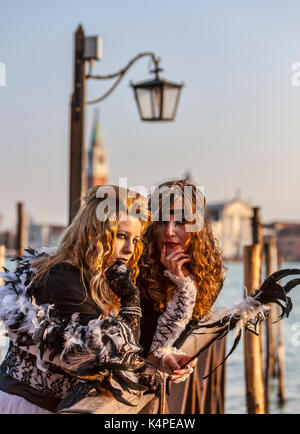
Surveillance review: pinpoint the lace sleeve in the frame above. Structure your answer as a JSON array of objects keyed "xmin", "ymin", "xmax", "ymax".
[
  {"xmin": 149, "ymin": 269, "xmax": 197, "ymax": 359},
  {"xmin": 118, "ymin": 291, "xmax": 141, "ymax": 343}
]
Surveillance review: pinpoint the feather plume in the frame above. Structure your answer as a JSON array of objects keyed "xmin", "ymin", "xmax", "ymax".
[{"xmin": 179, "ymin": 268, "xmax": 300, "ymax": 378}]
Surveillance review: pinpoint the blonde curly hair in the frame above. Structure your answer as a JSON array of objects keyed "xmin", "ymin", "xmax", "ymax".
[
  {"xmin": 137, "ymin": 179, "xmax": 225, "ymax": 321},
  {"xmin": 31, "ymin": 185, "xmax": 150, "ymax": 316}
]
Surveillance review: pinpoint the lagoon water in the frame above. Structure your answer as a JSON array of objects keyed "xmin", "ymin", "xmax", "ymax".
[{"xmin": 1, "ymin": 258, "xmax": 299, "ymax": 413}]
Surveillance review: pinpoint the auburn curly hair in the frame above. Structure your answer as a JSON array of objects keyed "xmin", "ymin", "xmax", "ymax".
[
  {"xmin": 31, "ymin": 185, "xmax": 150, "ymax": 316},
  {"xmin": 137, "ymin": 179, "xmax": 226, "ymax": 321}
]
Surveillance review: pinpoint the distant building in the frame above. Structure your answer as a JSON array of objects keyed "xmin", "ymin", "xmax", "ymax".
[
  {"xmin": 0, "ymin": 230, "xmax": 16, "ymax": 253},
  {"xmin": 87, "ymin": 110, "xmax": 108, "ymax": 189},
  {"xmin": 264, "ymin": 222, "xmax": 300, "ymax": 261},
  {"xmin": 28, "ymin": 223, "xmax": 49, "ymax": 248},
  {"xmin": 47, "ymin": 225, "xmax": 66, "ymax": 248},
  {"xmin": 28, "ymin": 223, "xmax": 65, "ymax": 249},
  {"xmin": 0, "ymin": 223, "xmax": 65, "ymax": 256},
  {"xmin": 207, "ymin": 194, "xmax": 253, "ymax": 260}
]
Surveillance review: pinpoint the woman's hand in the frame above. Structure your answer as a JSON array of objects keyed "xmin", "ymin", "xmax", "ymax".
[
  {"xmin": 160, "ymin": 244, "xmax": 190, "ymax": 278},
  {"xmin": 163, "ymin": 353, "xmax": 197, "ymax": 383},
  {"xmin": 105, "ymin": 260, "xmax": 137, "ymax": 299},
  {"xmin": 147, "ymin": 353, "xmax": 197, "ymax": 383}
]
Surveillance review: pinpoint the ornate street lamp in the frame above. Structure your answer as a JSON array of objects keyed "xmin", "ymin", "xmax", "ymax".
[
  {"xmin": 86, "ymin": 54, "xmax": 183, "ymax": 122},
  {"xmin": 130, "ymin": 59, "xmax": 183, "ymax": 121}
]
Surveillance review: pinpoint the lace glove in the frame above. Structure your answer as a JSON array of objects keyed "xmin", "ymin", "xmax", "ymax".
[
  {"xmin": 149, "ymin": 269, "xmax": 197, "ymax": 361},
  {"xmin": 106, "ymin": 261, "xmax": 141, "ymax": 342}
]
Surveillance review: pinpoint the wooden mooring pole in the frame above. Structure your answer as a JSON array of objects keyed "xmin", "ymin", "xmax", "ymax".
[
  {"xmin": 16, "ymin": 202, "xmax": 25, "ymax": 257},
  {"xmin": 251, "ymin": 207, "xmax": 263, "ymax": 247},
  {"xmin": 69, "ymin": 25, "xmax": 86, "ymax": 225},
  {"xmin": 0, "ymin": 244, "xmax": 5, "ymax": 361},
  {"xmin": 0, "ymin": 245, "xmax": 5, "ymax": 285},
  {"xmin": 243, "ymin": 244, "xmax": 265, "ymax": 413},
  {"xmin": 276, "ymin": 253, "xmax": 286, "ymax": 405},
  {"xmin": 243, "ymin": 206, "xmax": 265, "ymax": 414},
  {"xmin": 264, "ymin": 235, "xmax": 277, "ymax": 412}
]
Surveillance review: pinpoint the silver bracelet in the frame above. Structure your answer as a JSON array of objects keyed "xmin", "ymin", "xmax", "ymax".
[{"xmin": 119, "ymin": 307, "xmax": 142, "ymax": 317}]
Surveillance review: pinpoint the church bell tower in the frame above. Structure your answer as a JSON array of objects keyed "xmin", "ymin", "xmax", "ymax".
[{"xmin": 87, "ymin": 110, "xmax": 108, "ymax": 189}]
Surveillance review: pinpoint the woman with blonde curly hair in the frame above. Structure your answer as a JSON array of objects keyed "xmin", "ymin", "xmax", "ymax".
[
  {"xmin": 0, "ymin": 185, "xmax": 161, "ymax": 414},
  {"xmin": 137, "ymin": 179, "xmax": 225, "ymax": 383}
]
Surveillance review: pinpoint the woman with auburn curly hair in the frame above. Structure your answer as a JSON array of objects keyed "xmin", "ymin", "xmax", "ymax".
[
  {"xmin": 137, "ymin": 179, "xmax": 225, "ymax": 383},
  {"xmin": 0, "ymin": 185, "xmax": 161, "ymax": 414}
]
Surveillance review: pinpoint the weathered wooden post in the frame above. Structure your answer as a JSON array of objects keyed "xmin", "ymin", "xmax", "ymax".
[
  {"xmin": 252, "ymin": 207, "xmax": 263, "ymax": 247},
  {"xmin": 243, "ymin": 244, "xmax": 265, "ymax": 413},
  {"xmin": 0, "ymin": 244, "xmax": 5, "ymax": 360},
  {"xmin": 69, "ymin": 25, "xmax": 86, "ymax": 225},
  {"xmin": 276, "ymin": 253, "xmax": 286, "ymax": 404},
  {"xmin": 16, "ymin": 202, "xmax": 25, "ymax": 257},
  {"xmin": 159, "ymin": 374, "xmax": 168, "ymax": 414},
  {"xmin": 0, "ymin": 245, "xmax": 5, "ymax": 285},
  {"xmin": 251, "ymin": 206, "xmax": 263, "ymax": 350},
  {"xmin": 264, "ymin": 235, "xmax": 277, "ymax": 411},
  {"xmin": 243, "ymin": 206, "xmax": 265, "ymax": 414}
]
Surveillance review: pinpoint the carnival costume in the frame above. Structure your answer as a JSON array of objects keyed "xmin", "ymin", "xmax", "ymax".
[{"xmin": 0, "ymin": 248, "xmax": 161, "ymax": 413}]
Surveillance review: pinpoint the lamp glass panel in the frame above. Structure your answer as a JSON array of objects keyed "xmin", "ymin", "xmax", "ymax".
[
  {"xmin": 163, "ymin": 86, "xmax": 180, "ymax": 120},
  {"xmin": 135, "ymin": 88, "xmax": 153, "ymax": 119},
  {"xmin": 150, "ymin": 86, "xmax": 162, "ymax": 119}
]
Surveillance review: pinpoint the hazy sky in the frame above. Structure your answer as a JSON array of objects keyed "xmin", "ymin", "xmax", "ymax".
[{"xmin": 1, "ymin": 0, "xmax": 300, "ymax": 230}]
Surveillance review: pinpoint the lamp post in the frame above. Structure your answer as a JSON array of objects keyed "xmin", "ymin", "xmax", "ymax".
[
  {"xmin": 69, "ymin": 26, "xmax": 86, "ymax": 224},
  {"xmin": 69, "ymin": 25, "xmax": 184, "ymax": 223}
]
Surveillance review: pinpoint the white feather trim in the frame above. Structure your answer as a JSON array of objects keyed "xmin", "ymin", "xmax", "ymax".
[{"xmin": 228, "ymin": 297, "xmax": 270, "ymax": 338}]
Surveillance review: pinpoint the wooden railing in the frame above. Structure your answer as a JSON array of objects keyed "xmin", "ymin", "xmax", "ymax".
[
  {"xmin": 166, "ymin": 332, "xmax": 226, "ymax": 414},
  {"xmin": 59, "ymin": 388, "xmax": 159, "ymax": 414},
  {"xmin": 60, "ymin": 328, "xmax": 226, "ymax": 414}
]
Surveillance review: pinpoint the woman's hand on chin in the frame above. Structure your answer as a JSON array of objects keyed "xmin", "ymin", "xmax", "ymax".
[{"xmin": 160, "ymin": 244, "xmax": 191, "ymax": 278}]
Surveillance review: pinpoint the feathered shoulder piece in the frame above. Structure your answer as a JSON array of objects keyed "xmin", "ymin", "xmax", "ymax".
[{"xmin": 0, "ymin": 248, "xmax": 140, "ymax": 368}]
